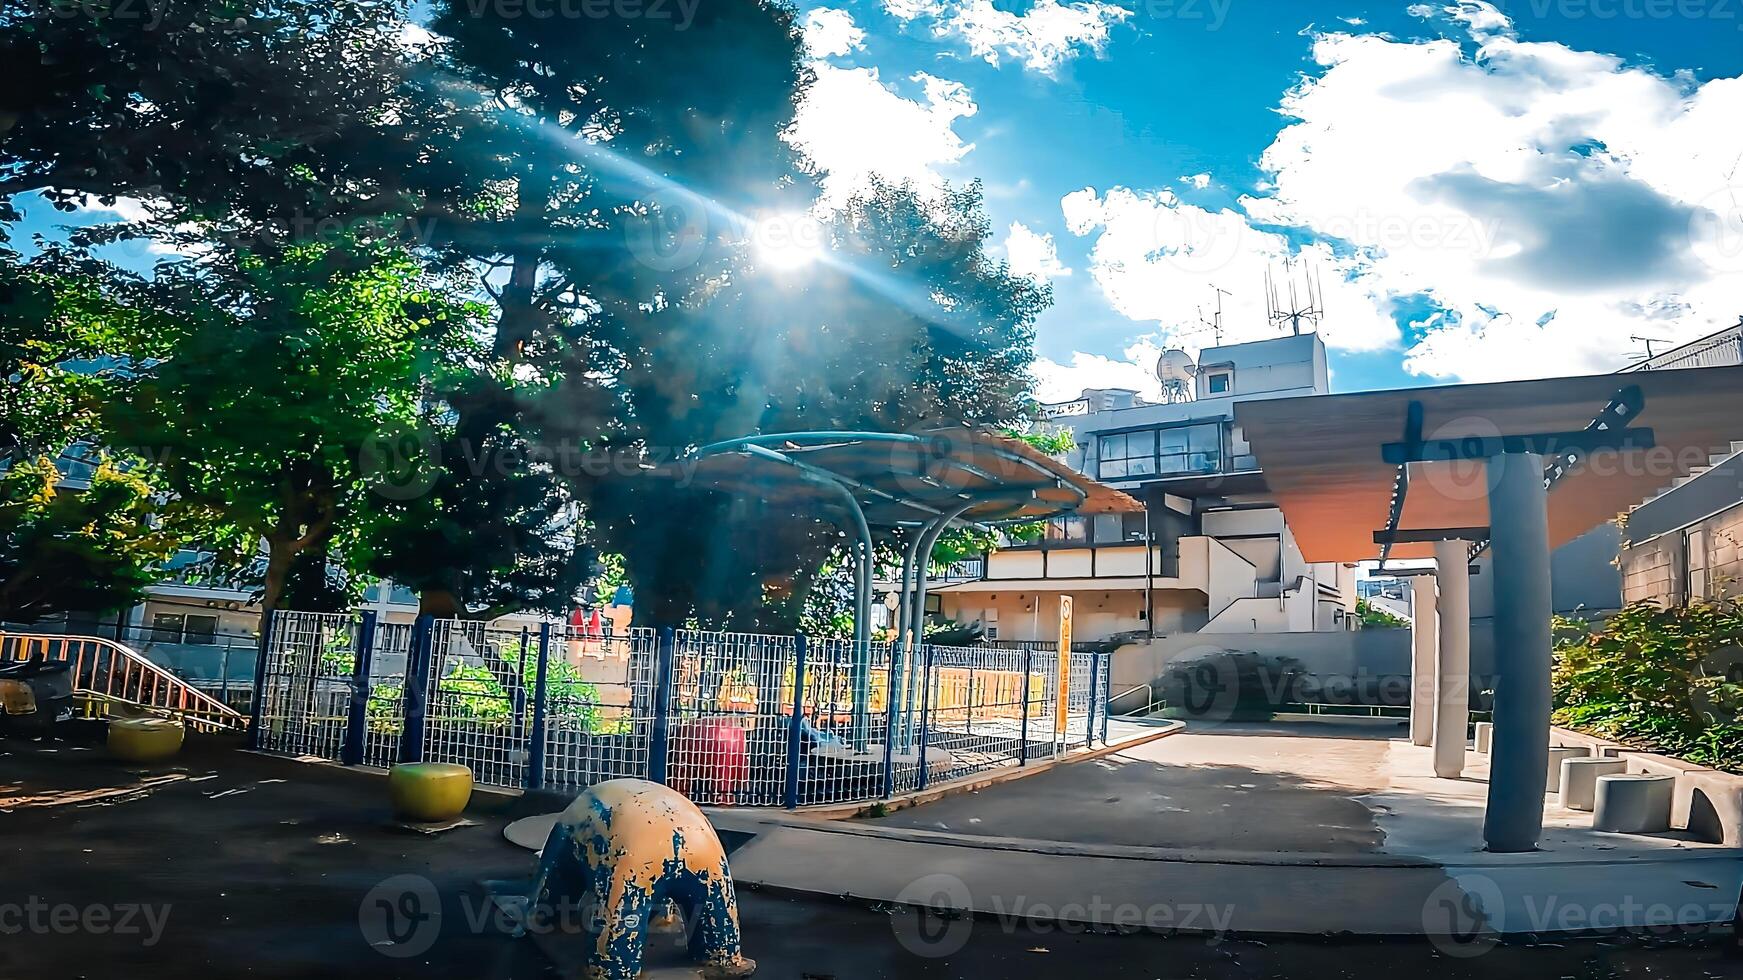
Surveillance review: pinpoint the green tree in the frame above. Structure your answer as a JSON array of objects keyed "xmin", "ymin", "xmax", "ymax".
[
  {"xmin": 1355, "ymin": 598, "xmax": 1410, "ymax": 629},
  {"xmin": 583, "ymin": 181, "xmax": 1049, "ymax": 630},
  {"xmin": 0, "ymin": 457, "xmax": 181, "ymax": 623},
  {"xmin": 103, "ymin": 242, "xmax": 467, "ymax": 616},
  {"xmin": 0, "ymin": 0, "xmax": 425, "ymax": 253}
]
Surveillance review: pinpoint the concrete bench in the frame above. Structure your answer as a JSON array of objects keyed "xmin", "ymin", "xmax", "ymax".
[
  {"xmin": 1680, "ymin": 769, "xmax": 1743, "ymax": 846},
  {"xmin": 1474, "ymin": 721, "xmax": 1492, "ymax": 754},
  {"xmin": 1545, "ymin": 745, "xmax": 1590, "ymax": 794},
  {"xmin": 1560, "ymin": 756, "xmax": 1626, "ymax": 811},
  {"xmin": 1592, "ymin": 774, "xmax": 1675, "ymax": 834}
]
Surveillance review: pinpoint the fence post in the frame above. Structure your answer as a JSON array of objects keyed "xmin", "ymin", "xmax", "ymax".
[
  {"xmin": 1085, "ymin": 651, "xmax": 1101, "ymax": 750},
  {"xmin": 648, "ymin": 627, "xmax": 676, "ymax": 786},
  {"xmin": 246, "ymin": 608, "xmax": 276, "ymax": 751},
  {"xmin": 341, "ymin": 611, "xmax": 377, "ymax": 766},
  {"xmin": 916, "ymin": 644, "xmax": 935, "ymax": 791},
  {"xmin": 399, "ymin": 615, "xmax": 434, "ymax": 763},
  {"xmin": 880, "ymin": 641, "xmax": 899, "ymax": 799},
  {"xmin": 526, "ymin": 623, "xmax": 552, "ymax": 791},
  {"xmin": 511, "ymin": 626, "xmax": 531, "ymax": 747},
  {"xmin": 784, "ymin": 633, "xmax": 808, "ymax": 809},
  {"xmin": 1019, "ymin": 646, "xmax": 1032, "ymax": 765},
  {"xmin": 1100, "ymin": 656, "xmax": 1111, "ymax": 746}
]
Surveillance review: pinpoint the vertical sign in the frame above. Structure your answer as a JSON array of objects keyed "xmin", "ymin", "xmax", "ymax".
[{"xmin": 1054, "ymin": 595, "xmax": 1073, "ymax": 737}]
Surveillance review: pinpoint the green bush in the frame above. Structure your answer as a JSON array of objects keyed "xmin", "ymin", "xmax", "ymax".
[{"xmin": 1551, "ymin": 600, "xmax": 1743, "ymax": 772}]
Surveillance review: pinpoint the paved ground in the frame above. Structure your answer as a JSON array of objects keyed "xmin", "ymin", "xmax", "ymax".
[
  {"xmin": 3, "ymin": 727, "xmax": 1739, "ymax": 978},
  {"xmin": 870, "ymin": 718, "xmax": 1395, "ymax": 852}
]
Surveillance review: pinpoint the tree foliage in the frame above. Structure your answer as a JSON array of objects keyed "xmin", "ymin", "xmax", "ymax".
[{"xmin": 1553, "ymin": 601, "xmax": 1743, "ymax": 772}]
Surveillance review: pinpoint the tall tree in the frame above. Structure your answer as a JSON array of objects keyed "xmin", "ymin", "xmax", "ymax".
[
  {"xmin": 363, "ymin": 0, "xmax": 814, "ymax": 616},
  {"xmin": 0, "ymin": 0, "xmax": 427, "ymax": 252},
  {"xmin": 582, "ymin": 180, "xmax": 1049, "ymax": 629},
  {"xmin": 0, "ymin": 246, "xmax": 189, "ymax": 621},
  {"xmin": 103, "ymin": 241, "xmax": 466, "ymax": 614}
]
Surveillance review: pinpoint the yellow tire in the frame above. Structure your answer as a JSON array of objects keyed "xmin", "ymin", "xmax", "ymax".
[
  {"xmin": 107, "ymin": 717, "xmax": 186, "ymax": 762},
  {"xmin": 388, "ymin": 762, "xmax": 474, "ymax": 822}
]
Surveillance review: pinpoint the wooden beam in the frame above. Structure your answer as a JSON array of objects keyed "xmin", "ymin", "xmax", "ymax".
[
  {"xmin": 1373, "ymin": 526, "xmax": 1489, "ymax": 544},
  {"xmin": 1381, "ymin": 427, "xmax": 1655, "ymax": 465}
]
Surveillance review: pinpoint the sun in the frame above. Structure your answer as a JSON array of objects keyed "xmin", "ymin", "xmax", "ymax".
[{"xmin": 751, "ymin": 212, "xmax": 826, "ymax": 271}]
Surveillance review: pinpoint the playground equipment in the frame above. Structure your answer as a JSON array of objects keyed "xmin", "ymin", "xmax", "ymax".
[
  {"xmin": 107, "ymin": 716, "xmax": 186, "ymax": 762},
  {"xmin": 522, "ymin": 779, "xmax": 754, "ymax": 980},
  {"xmin": 388, "ymin": 762, "xmax": 475, "ymax": 822}
]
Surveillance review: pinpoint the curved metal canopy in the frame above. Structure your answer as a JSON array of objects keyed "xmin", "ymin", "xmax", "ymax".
[{"xmin": 675, "ymin": 426, "xmax": 1141, "ymax": 528}]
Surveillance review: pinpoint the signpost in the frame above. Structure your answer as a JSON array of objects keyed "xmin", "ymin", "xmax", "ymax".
[{"xmin": 1054, "ymin": 596, "xmax": 1073, "ymax": 740}]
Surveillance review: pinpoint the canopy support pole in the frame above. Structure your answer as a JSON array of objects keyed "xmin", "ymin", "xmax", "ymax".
[
  {"xmin": 1431, "ymin": 539, "xmax": 1471, "ymax": 779},
  {"xmin": 1483, "ymin": 451, "xmax": 1553, "ymax": 853},
  {"xmin": 1408, "ymin": 575, "xmax": 1437, "ymax": 748}
]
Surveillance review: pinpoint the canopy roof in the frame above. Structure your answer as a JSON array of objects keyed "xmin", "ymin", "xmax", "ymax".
[
  {"xmin": 672, "ymin": 427, "xmax": 1140, "ymax": 528},
  {"xmin": 1234, "ymin": 364, "xmax": 1743, "ymax": 563}
]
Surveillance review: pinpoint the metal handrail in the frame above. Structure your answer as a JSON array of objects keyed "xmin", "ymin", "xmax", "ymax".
[{"xmin": 0, "ymin": 631, "xmax": 248, "ymax": 731}]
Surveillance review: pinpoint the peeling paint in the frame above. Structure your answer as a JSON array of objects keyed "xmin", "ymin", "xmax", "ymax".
[{"xmin": 522, "ymin": 778, "xmax": 755, "ymax": 979}]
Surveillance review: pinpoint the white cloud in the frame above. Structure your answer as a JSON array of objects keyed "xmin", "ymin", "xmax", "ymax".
[
  {"xmin": 1062, "ymin": 3, "xmax": 1743, "ymax": 382},
  {"xmin": 788, "ymin": 67, "xmax": 977, "ymax": 204},
  {"xmin": 802, "ymin": 8, "xmax": 865, "ymax": 59},
  {"xmin": 1060, "ymin": 186, "xmax": 1400, "ymax": 355},
  {"xmin": 1034, "ymin": 338, "xmax": 1166, "ymax": 403},
  {"xmin": 1244, "ymin": 3, "xmax": 1743, "ymax": 379},
  {"xmin": 1180, "ymin": 172, "xmax": 1211, "ymax": 190},
  {"xmin": 1003, "ymin": 221, "xmax": 1070, "ymax": 282},
  {"xmin": 886, "ymin": 0, "xmax": 1131, "ymax": 75}
]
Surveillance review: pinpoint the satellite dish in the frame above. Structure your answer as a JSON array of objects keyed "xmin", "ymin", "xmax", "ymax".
[{"xmin": 1155, "ymin": 349, "xmax": 1198, "ymax": 403}]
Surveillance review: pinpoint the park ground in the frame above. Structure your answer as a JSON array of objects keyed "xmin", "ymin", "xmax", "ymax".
[{"xmin": 1, "ymin": 726, "xmax": 1739, "ymax": 979}]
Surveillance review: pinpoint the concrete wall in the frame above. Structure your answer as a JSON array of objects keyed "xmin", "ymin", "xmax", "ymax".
[
  {"xmin": 1110, "ymin": 623, "xmax": 1501, "ymax": 708},
  {"xmin": 1622, "ymin": 497, "xmax": 1743, "ymax": 605}
]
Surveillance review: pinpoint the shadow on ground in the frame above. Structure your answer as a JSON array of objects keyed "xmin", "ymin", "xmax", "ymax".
[{"xmin": 1, "ymin": 731, "xmax": 1735, "ymax": 979}]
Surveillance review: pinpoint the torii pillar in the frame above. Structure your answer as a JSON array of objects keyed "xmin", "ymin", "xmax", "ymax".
[
  {"xmin": 1408, "ymin": 576, "xmax": 1437, "ymax": 748},
  {"xmin": 1483, "ymin": 451, "xmax": 1554, "ymax": 853},
  {"xmin": 1430, "ymin": 540, "xmax": 1471, "ymax": 779}
]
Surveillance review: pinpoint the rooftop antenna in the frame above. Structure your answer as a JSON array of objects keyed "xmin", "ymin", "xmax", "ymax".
[
  {"xmin": 1196, "ymin": 286, "xmax": 1230, "ymax": 346},
  {"xmin": 1628, "ymin": 334, "xmax": 1669, "ymax": 362},
  {"xmin": 1265, "ymin": 258, "xmax": 1324, "ymax": 336}
]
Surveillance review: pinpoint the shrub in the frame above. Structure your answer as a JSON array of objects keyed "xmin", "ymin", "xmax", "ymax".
[{"xmin": 1551, "ymin": 600, "xmax": 1743, "ymax": 772}]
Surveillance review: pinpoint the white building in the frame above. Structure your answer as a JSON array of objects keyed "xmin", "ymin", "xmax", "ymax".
[{"xmin": 934, "ymin": 332, "xmax": 1358, "ymax": 644}]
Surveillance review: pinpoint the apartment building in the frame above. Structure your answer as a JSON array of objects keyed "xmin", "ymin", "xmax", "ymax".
[{"xmin": 933, "ymin": 332, "xmax": 1359, "ymax": 645}]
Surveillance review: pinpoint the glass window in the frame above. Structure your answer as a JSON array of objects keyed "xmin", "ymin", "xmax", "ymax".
[
  {"xmin": 1099, "ymin": 434, "xmax": 1126, "ymax": 459},
  {"xmin": 1207, "ymin": 372, "xmax": 1231, "ymax": 394},
  {"xmin": 1093, "ymin": 514, "xmax": 1125, "ymax": 543},
  {"xmin": 183, "ymin": 615, "xmax": 219, "ymax": 645},
  {"xmin": 1045, "ymin": 515, "xmax": 1088, "ymax": 544},
  {"xmin": 151, "ymin": 613, "xmax": 185, "ymax": 643}
]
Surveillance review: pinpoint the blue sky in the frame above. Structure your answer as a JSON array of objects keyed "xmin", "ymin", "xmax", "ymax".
[
  {"xmin": 791, "ymin": 0, "xmax": 1743, "ymax": 398},
  {"xmin": 18, "ymin": 1, "xmax": 1743, "ymax": 402}
]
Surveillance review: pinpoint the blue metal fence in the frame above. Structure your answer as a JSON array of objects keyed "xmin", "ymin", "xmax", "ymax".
[{"xmin": 254, "ymin": 609, "xmax": 1109, "ymax": 808}]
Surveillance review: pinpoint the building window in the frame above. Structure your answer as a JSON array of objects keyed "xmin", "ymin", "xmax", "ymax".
[
  {"xmin": 1097, "ymin": 432, "xmax": 1156, "ymax": 480},
  {"xmin": 151, "ymin": 612, "xmax": 220, "ymax": 645},
  {"xmin": 1206, "ymin": 371, "xmax": 1232, "ymax": 394},
  {"xmin": 1157, "ymin": 422, "xmax": 1222, "ymax": 474},
  {"xmin": 1045, "ymin": 515, "xmax": 1089, "ymax": 544}
]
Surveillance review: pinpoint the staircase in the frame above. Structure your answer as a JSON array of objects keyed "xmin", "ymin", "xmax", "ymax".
[{"xmin": 0, "ymin": 632, "xmax": 248, "ymax": 732}]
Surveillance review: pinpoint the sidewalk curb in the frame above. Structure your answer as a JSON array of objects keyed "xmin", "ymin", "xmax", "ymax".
[{"xmin": 775, "ymin": 720, "xmax": 1187, "ymax": 821}]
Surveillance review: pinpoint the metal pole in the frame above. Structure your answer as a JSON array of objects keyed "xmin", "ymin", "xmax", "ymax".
[
  {"xmin": 1432, "ymin": 539, "xmax": 1471, "ymax": 780},
  {"xmin": 1483, "ymin": 452, "xmax": 1553, "ymax": 853},
  {"xmin": 511, "ymin": 626, "xmax": 530, "ymax": 748},
  {"xmin": 916, "ymin": 644, "xmax": 936, "ymax": 790},
  {"xmin": 341, "ymin": 611, "xmax": 377, "ymax": 767},
  {"xmin": 246, "ymin": 608, "xmax": 276, "ymax": 751},
  {"xmin": 649, "ymin": 627, "xmax": 676, "ymax": 785},
  {"xmin": 785, "ymin": 633, "xmax": 808, "ymax": 809},
  {"xmin": 526, "ymin": 622, "xmax": 552, "ymax": 791},
  {"xmin": 904, "ymin": 504, "xmax": 978, "ymax": 750},
  {"xmin": 1100, "ymin": 656, "xmax": 1110, "ymax": 745},
  {"xmin": 1408, "ymin": 575, "xmax": 1438, "ymax": 747},
  {"xmin": 1019, "ymin": 646, "xmax": 1031, "ymax": 765},
  {"xmin": 1086, "ymin": 651, "xmax": 1101, "ymax": 749},
  {"xmin": 1144, "ymin": 500, "xmax": 1155, "ymax": 638},
  {"xmin": 399, "ymin": 615, "xmax": 434, "ymax": 763}
]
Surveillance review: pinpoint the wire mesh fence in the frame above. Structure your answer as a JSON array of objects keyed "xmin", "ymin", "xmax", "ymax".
[
  {"xmin": 254, "ymin": 611, "xmax": 357, "ymax": 761},
  {"xmin": 254, "ymin": 610, "xmax": 1111, "ymax": 808}
]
